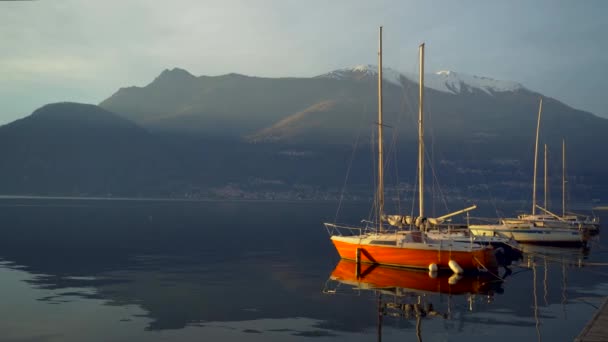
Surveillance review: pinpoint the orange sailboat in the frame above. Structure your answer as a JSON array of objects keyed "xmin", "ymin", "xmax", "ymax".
[{"xmin": 324, "ymin": 27, "xmax": 497, "ymax": 273}]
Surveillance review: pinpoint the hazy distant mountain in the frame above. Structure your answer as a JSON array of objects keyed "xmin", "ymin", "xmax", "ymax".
[
  {"xmin": 98, "ymin": 66, "xmax": 608, "ymax": 200},
  {"xmin": 0, "ymin": 102, "xmax": 182, "ymax": 195},
  {"xmin": 284, "ymin": 65, "xmax": 608, "ymax": 148},
  {"xmin": 0, "ymin": 67, "xmax": 606, "ymax": 201},
  {"xmin": 0, "ymin": 102, "xmax": 358, "ymax": 197},
  {"xmin": 100, "ymin": 68, "xmax": 363, "ymax": 138},
  {"xmin": 100, "ymin": 66, "xmax": 608, "ymax": 150}
]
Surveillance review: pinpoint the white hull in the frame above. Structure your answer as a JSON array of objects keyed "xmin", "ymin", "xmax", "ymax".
[
  {"xmin": 469, "ymin": 224, "xmax": 585, "ymax": 244},
  {"xmin": 503, "ymin": 214, "xmax": 599, "ymax": 234},
  {"xmin": 424, "ymin": 229, "xmax": 515, "ymax": 246}
]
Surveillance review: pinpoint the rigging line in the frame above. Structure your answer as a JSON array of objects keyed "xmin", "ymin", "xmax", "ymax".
[
  {"xmin": 369, "ymin": 125, "xmax": 378, "ymax": 223},
  {"xmin": 422, "ymin": 84, "xmax": 459, "ymax": 216},
  {"xmin": 459, "ymin": 132, "xmax": 502, "ymax": 219},
  {"xmin": 375, "ymin": 81, "xmax": 409, "ymax": 217},
  {"xmin": 532, "ymin": 261, "xmax": 542, "ymax": 342},
  {"xmin": 390, "ymin": 133, "xmax": 402, "ymax": 214},
  {"xmin": 410, "ymin": 155, "xmax": 419, "ymax": 220},
  {"xmin": 386, "ymin": 83, "xmax": 410, "ymax": 215},
  {"xmin": 383, "ymin": 89, "xmax": 409, "ymax": 216},
  {"xmin": 420, "ymin": 97, "xmax": 454, "ymax": 216},
  {"xmin": 468, "ymin": 142, "xmax": 500, "ymax": 218},
  {"xmin": 473, "ymin": 256, "xmax": 503, "ymax": 280},
  {"xmin": 396, "ymin": 63, "xmax": 421, "ymax": 220},
  {"xmin": 403, "ymin": 95, "xmax": 419, "ymax": 220},
  {"xmin": 423, "ymin": 146, "xmax": 450, "ymax": 214},
  {"xmin": 543, "ymin": 258, "xmax": 548, "ymax": 306},
  {"xmin": 381, "ymin": 108, "xmax": 401, "ymax": 214},
  {"xmin": 394, "ymin": 78, "xmax": 416, "ymax": 214},
  {"xmin": 545, "ymin": 144, "xmax": 551, "ymax": 210},
  {"xmin": 430, "ymin": 105, "xmax": 436, "ymax": 217},
  {"xmin": 425, "ymin": 89, "xmax": 437, "ymax": 217},
  {"xmin": 561, "ymin": 261, "xmax": 568, "ymax": 319},
  {"xmin": 394, "ymin": 137, "xmax": 402, "ymax": 214},
  {"xmin": 334, "ymin": 102, "xmax": 368, "ymax": 223}
]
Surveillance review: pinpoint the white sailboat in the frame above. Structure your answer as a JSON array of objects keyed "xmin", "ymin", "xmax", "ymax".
[
  {"xmin": 469, "ymin": 99, "xmax": 588, "ymax": 245},
  {"xmin": 325, "ymin": 27, "xmax": 497, "ymax": 273},
  {"xmin": 557, "ymin": 139, "xmax": 600, "ymax": 232}
]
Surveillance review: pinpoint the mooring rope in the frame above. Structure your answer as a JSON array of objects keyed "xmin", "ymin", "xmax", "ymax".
[{"xmin": 473, "ymin": 256, "xmax": 503, "ymax": 281}]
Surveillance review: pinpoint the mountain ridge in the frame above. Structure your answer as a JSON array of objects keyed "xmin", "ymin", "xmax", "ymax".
[
  {"xmin": 316, "ymin": 64, "xmax": 527, "ymax": 95},
  {"xmin": 99, "ymin": 66, "xmax": 608, "ymax": 151}
]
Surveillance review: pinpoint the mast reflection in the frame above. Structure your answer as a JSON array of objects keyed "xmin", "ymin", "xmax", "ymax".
[{"xmin": 324, "ymin": 260, "xmax": 505, "ymax": 341}]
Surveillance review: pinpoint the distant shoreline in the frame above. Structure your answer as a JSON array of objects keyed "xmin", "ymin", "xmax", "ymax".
[
  {"xmin": 0, "ymin": 194, "xmax": 346, "ymax": 204},
  {"xmin": 0, "ymin": 195, "xmax": 603, "ymax": 211}
]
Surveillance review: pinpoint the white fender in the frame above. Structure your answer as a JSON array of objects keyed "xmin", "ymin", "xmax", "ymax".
[{"xmin": 448, "ymin": 260, "xmax": 464, "ymax": 274}]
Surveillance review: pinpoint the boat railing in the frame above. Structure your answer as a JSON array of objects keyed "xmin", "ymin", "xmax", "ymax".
[{"xmin": 324, "ymin": 222, "xmax": 377, "ymax": 237}]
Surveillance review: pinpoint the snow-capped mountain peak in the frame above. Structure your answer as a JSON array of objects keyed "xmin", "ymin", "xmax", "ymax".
[
  {"xmin": 427, "ymin": 70, "xmax": 524, "ymax": 95},
  {"xmin": 318, "ymin": 65, "xmax": 525, "ymax": 96},
  {"xmin": 318, "ymin": 64, "xmax": 403, "ymax": 86}
]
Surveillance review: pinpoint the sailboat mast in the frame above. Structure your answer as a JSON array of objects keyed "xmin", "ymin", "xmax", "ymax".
[
  {"xmin": 532, "ymin": 98, "xmax": 543, "ymax": 215},
  {"xmin": 418, "ymin": 43, "xmax": 425, "ymax": 218},
  {"xmin": 544, "ymin": 144, "xmax": 548, "ymax": 209},
  {"xmin": 377, "ymin": 26, "xmax": 384, "ymax": 231},
  {"xmin": 562, "ymin": 138, "xmax": 566, "ymax": 217}
]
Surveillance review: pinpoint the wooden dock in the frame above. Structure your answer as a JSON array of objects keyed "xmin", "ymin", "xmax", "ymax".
[{"xmin": 576, "ymin": 297, "xmax": 608, "ymax": 341}]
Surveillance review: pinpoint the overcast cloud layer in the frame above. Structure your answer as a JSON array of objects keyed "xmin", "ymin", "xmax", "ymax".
[{"xmin": 1, "ymin": 0, "xmax": 607, "ymax": 123}]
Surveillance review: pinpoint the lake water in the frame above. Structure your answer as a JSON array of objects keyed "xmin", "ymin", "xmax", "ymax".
[{"xmin": 0, "ymin": 199, "xmax": 606, "ymax": 341}]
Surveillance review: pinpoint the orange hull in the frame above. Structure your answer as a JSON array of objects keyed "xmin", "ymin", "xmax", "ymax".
[
  {"xmin": 331, "ymin": 239, "xmax": 497, "ymax": 272},
  {"xmin": 331, "ymin": 260, "xmax": 498, "ymax": 295}
]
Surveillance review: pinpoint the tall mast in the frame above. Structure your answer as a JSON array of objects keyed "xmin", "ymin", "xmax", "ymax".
[
  {"xmin": 377, "ymin": 26, "xmax": 384, "ymax": 231},
  {"xmin": 544, "ymin": 144, "xmax": 548, "ymax": 209},
  {"xmin": 562, "ymin": 138, "xmax": 566, "ymax": 217},
  {"xmin": 418, "ymin": 43, "xmax": 425, "ymax": 218},
  {"xmin": 532, "ymin": 98, "xmax": 543, "ymax": 215}
]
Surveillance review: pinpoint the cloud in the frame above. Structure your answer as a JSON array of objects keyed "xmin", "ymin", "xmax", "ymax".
[
  {"xmin": 1, "ymin": 56, "xmax": 99, "ymax": 81},
  {"xmin": 0, "ymin": 0, "xmax": 607, "ymax": 123}
]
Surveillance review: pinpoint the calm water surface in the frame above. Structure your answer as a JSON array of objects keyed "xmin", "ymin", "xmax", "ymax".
[{"xmin": 0, "ymin": 199, "xmax": 606, "ymax": 341}]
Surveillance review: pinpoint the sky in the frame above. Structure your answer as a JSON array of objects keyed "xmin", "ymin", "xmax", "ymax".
[{"xmin": 1, "ymin": 0, "xmax": 607, "ymax": 124}]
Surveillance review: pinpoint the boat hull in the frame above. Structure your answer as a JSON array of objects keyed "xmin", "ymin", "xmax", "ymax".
[
  {"xmin": 331, "ymin": 236, "xmax": 497, "ymax": 272},
  {"xmin": 469, "ymin": 225, "xmax": 586, "ymax": 245}
]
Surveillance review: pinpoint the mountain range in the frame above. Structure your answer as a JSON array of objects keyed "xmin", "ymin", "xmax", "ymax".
[
  {"xmin": 0, "ymin": 66, "xmax": 606, "ymax": 204},
  {"xmin": 101, "ymin": 66, "xmax": 608, "ymax": 150}
]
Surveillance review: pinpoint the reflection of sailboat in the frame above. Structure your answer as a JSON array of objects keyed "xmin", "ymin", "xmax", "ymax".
[
  {"xmin": 324, "ymin": 260, "xmax": 504, "ymax": 341},
  {"xmin": 470, "ymin": 99, "xmax": 588, "ymax": 245},
  {"xmin": 521, "ymin": 246, "xmax": 583, "ymax": 342},
  {"xmin": 325, "ymin": 27, "xmax": 496, "ymax": 273},
  {"xmin": 327, "ymin": 260, "xmax": 502, "ymax": 296},
  {"xmin": 520, "ymin": 243, "xmax": 589, "ymax": 268}
]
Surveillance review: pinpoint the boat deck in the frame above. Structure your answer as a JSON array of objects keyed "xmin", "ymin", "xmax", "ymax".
[{"xmin": 576, "ymin": 297, "xmax": 608, "ymax": 341}]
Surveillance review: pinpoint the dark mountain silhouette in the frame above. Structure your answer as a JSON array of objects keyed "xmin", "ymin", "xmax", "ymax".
[
  {"xmin": 100, "ymin": 68, "xmax": 365, "ymax": 138},
  {"xmin": 0, "ymin": 66, "xmax": 606, "ymax": 202},
  {"xmin": 0, "ymin": 102, "xmax": 183, "ymax": 196},
  {"xmin": 0, "ymin": 102, "xmax": 357, "ymax": 198},
  {"xmin": 100, "ymin": 67, "xmax": 608, "ymax": 151},
  {"xmin": 100, "ymin": 67, "xmax": 608, "ymax": 182}
]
